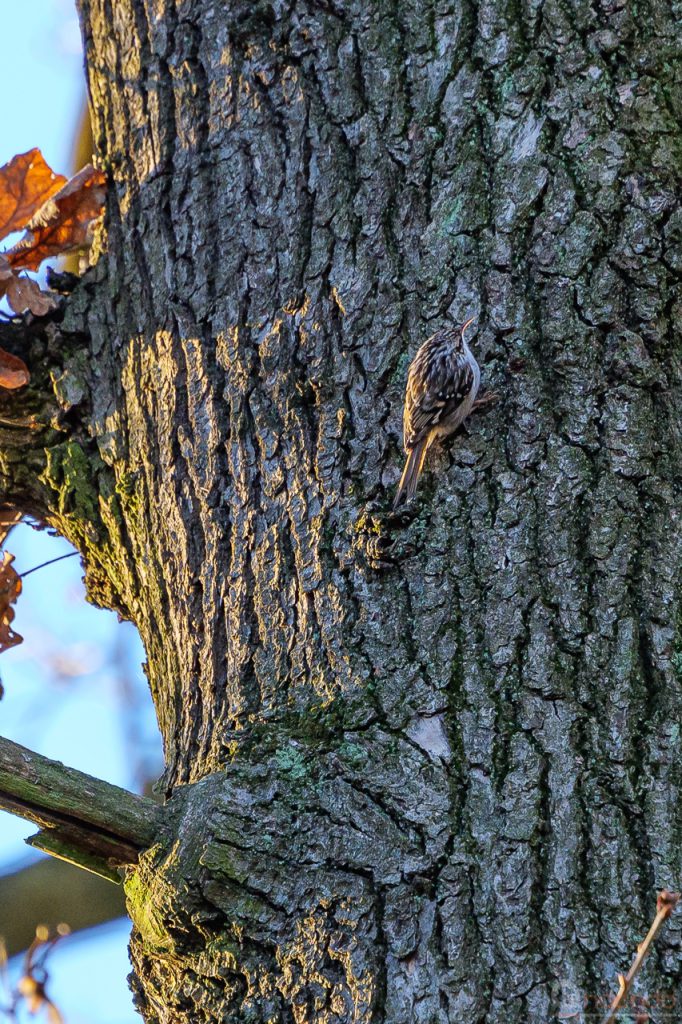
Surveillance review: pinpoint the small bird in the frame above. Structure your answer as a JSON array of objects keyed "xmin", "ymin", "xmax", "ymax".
[{"xmin": 393, "ymin": 317, "xmax": 480, "ymax": 508}]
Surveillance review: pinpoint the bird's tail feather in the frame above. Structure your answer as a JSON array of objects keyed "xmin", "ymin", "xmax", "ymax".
[{"xmin": 393, "ymin": 439, "xmax": 429, "ymax": 509}]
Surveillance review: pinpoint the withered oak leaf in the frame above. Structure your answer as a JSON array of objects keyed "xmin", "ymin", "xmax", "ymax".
[
  {"xmin": 0, "ymin": 154, "xmax": 106, "ymax": 389},
  {"xmin": 0, "ymin": 550, "xmax": 22, "ymax": 653},
  {"xmin": 0, "ymin": 256, "xmax": 30, "ymax": 387},
  {"xmin": 5, "ymin": 274, "xmax": 59, "ymax": 317},
  {"xmin": 6, "ymin": 164, "xmax": 106, "ymax": 272},
  {"xmin": 0, "ymin": 507, "xmax": 21, "ymax": 548},
  {"xmin": 0, "ymin": 347, "xmax": 30, "ymax": 390},
  {"xmin": 0, "ymin": 148, "xmax": 67, "ymax": 240}
]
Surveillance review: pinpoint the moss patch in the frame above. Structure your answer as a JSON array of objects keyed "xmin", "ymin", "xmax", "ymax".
[{"xmin": 41, "ymin": 440, "xmax": 100, "ymax": 522}]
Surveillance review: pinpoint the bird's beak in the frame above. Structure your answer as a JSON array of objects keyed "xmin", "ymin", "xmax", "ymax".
[{"xmin": 461, "ymin": 317, "xmax": 475, "ymax": 335}]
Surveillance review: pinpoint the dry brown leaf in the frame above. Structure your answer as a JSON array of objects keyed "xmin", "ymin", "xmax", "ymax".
[
  {"xmin": 0, "ymin": 253, "xmax": 13, "ymax": 288},
  {"xmin": 0, "ymin": 507, "xmax": 21, "ymax": 549},
  {"xmin": 0, "ymin": 346, "xmax": 30, "ymax": 390},
  {"xmin": 0, "ymin": 260, "xmax": 31, "ymax": 386},
  {"xmin": 7, "ymin": 164, "xmax": 106, "ymax": 272},
  {"xmin": 0, "ymin": 550, "xmax": 22, "ymax": 653},
  {"xmin": 0, "ymin": 148, "xmax": 67, "ymax": 240},
  {"xmin": 5, "ymin": 274, "xmax": 59, "ymax": 316},
  {"xmin": 0, "ymin": 240, "xmax": 58, "ymax": 331}
]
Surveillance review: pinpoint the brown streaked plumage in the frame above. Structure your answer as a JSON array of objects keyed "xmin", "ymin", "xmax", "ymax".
[{"xmin": 394, "ymin": 318, "xmax": 480, "ymax": 508}]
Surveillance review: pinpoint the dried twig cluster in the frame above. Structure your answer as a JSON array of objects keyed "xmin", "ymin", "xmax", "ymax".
[
  {"xmin": 0, "ymin": 924, "xmax": 70, "ymax": 1023},
  {"xmin": 602, "ymin": 889, "xmax": 679, "ymax": 1024}
]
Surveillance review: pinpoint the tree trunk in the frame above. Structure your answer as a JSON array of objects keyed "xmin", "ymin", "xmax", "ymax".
[{"xmin": 2, "ymin": 0, "xmax": 682, "ymax": 1020}]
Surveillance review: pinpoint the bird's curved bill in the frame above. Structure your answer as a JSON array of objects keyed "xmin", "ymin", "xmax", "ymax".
[{"xmin": 461, "ymin": 317, "xmax": 475, "ymax": 334}]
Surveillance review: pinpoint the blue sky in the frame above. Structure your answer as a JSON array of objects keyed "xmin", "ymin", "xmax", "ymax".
[
  {"xmin": 0, "ymin": 1, "xmax": 84, "ymax": 173},
  {"xmin": 0, "ymin": 4, "xmax": 162, "ymax": 1020}
]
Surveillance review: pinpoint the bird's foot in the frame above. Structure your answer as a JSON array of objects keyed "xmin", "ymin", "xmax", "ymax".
[{"xmin": 472, "ymin": 390, "xmax": 498, "ymax": 413}]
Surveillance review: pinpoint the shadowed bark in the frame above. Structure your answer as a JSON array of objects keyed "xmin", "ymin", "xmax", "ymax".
[{"xmin": 1, "ymin": 0, "xmax": 681, "ymax": 1020}]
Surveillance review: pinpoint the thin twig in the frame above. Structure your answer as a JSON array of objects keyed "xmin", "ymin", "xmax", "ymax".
[
  {"xmin": 19, "ymin": 552, "xmax": 78, "ymax": 578},
  {"xmin": 602, "ymin": 889, "xmax": 679, "ymax": 1024}
]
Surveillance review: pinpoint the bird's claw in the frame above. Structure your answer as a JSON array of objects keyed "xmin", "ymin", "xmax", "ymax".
[{"xmin": 472, "ymin": 390, "xmax": 498, "ymax": 412}]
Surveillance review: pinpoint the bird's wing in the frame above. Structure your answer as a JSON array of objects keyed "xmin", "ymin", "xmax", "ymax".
[{"xmin": 403, "ymin": 344, "xmax": 474, "ymax": 451}]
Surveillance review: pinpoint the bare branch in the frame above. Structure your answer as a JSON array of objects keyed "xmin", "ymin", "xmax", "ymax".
[
  {"xmin": 602, "ymin": 890, "xmax": 680, "ymax": 1024},
  {"xmin": 0, "ymin": 736, "xmax": 164, "ymax": 881}
]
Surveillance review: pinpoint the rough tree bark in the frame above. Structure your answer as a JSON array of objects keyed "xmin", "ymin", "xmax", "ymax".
[{"xmin": 1, "ymin": 0, "xmax": 681, "ymax": 1021}]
